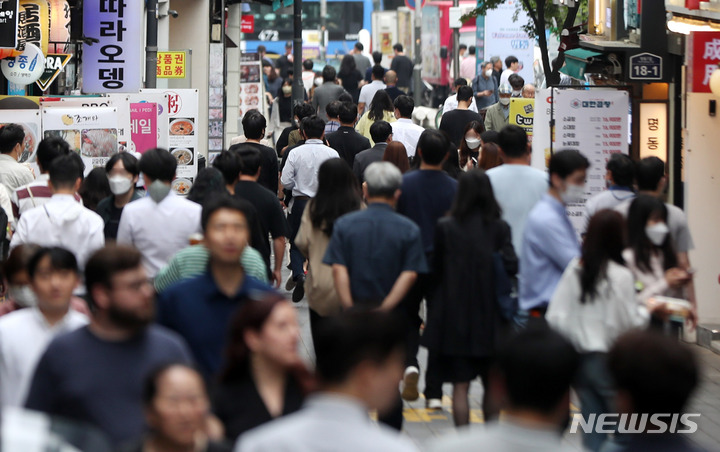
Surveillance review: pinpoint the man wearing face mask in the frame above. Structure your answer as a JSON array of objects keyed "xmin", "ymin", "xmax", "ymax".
[
  {"xmin": 96, "ymin": 153, "xmax": 141, "ymax": 240},
  {"xmin": 117, "ymin": 148, "xmax": 202, "ymax": 279},
  {"xmin": 0, "ymin": 124, "xmax": 34, "ymax": 191},
  {"xmin": 484, "ymin": 83, "xmax": 513, "ymax": 132},
  {"xmin": 471, "ymin": 62, "xmax": 498, "ymax": 110},
  {"xmin": 519, "ymin": 150, "xmax": 589, "ymax": 326}
]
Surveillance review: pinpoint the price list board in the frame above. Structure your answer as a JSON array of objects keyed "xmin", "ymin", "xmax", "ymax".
[{"xmin": 554, "ymin": 89, "xmax": 629, "ymax": 234}]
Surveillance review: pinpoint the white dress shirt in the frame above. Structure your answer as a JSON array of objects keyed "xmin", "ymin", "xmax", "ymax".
[
  {"xmin": 0, "ymin": 307, "xmax": 88, "ymax": 407},
  {"xmin": 116, "ymin": 191, "xmax": 202, "ymax": 278},
  {"xmin": 236, "ymin": 394, "xmax": 418, "ymax": 452},
  {"xmin": 440, "ymin": 94, "xmax": 479, "ymax": 115},
  {"xmin": 391, "ymin": 118, "xmax": 425, "ymax": 158},
  {"xmin": 281, "ymin": 139, "xmax": 339, "ymax": 201},
  {"xmin": 547, "ymin": 258, "xmax": 649, "ymax": 353},
  {"xmin": 0, "ymin": 154, "xmax": 34, "ymax": 192},
  {"xmin": 10, "ymin": 194, "xmax": 104, "ymax": 271},
  {"xmin": 358, "ymin": 80, "xmax": 386, "ymax": 112}
]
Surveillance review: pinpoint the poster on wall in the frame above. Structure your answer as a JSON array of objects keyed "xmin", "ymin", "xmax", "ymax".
[
  {"xmin": 531, "ymin": 88, "xmax": 552, "ymax": 171},
  {"xmin": 239, "ymin": 53, "xmax": 263, "ymax": 122},
  {"xmin": 141, "ymin": 88, "xmax": 199, "ymax": 195},
  {"xmin": 209, "ymin": 43, "xmax": 224, "ymax": 152},
  {"xmin": 57, "ymin": 95, "xmax": 132, "ymax": 153},
  {"xmin": 553, "ymin": 89, "xmax": 630, "ymax": 234},
  {"xmin": 42, "ymin": 106, "xmax": 119, "ymax": 173},
  {"xmin": 0, "ymin": 109, "xmax": 42, "ymax": 167},
  {"xmin": 130, "ymin": 103, "xmax": 157, "ymax": 154},
  {"xmin": 483, "ymin": 1, "xmax": 534, "ymax": 85},
  {"xmin": 420, "ymin": 6, "xmax": 441, "ymax": 84},
  {"xmin": 129, "ymin": 92, "xmax": 169, "ymax": 150},
  {"xmin": 509, "ymin": 98, "xmax": 534, "ymax": 138}
]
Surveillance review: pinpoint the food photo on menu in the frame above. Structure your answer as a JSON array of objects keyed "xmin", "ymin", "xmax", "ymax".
[
  {"xmin": 171, "ymin": 147, "xmax": 194, "ymax": 166},
  {"xmin": 169, "ymin": 118, "xmax": 195, "ymax": 136},
  {"xmin": 172, "ymin": 177, "xmax": 193, "ymax": 196}
]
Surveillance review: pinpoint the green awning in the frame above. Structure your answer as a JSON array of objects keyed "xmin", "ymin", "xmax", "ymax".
[{"xmin": 560, "ymin": 48, "xmax": 603, "ymax": 80}]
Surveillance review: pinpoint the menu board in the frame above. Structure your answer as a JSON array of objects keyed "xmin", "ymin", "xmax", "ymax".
[
  {"xmin": 42, "ymin": 106, "xmax": 118, "ymax": 173},
  {"xmin": 554, "ymin": 89, "xmax": 629, "ymax": 233},
  {"xmin": 239, "ymin": 53, "xmax": 263, "ymax": 121},
  {"xmin": 57, "ymin": 95, "xmax": 132, "ymax": 153}
]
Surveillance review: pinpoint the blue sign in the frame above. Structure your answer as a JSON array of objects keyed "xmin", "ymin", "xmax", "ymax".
[
  {"xmin": 630, "ymin": 52, "xmax": 663, "ymax": 81},
  {"xmin": 404, "ymin": 0, "xmax": 426, "ymax": 10}
]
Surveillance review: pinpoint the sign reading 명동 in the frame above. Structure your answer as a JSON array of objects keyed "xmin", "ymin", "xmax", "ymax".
[
  {"xmin": 553, "ymin": 89, "xmax": 629, "ymax": 235},
  {"xmin": 157, "ymin": 51, "xmax": 186, "ymax": 79},
  {"xmin": 629, "ymin": 52, "xmax": 662, "ymax": 81},
  {"xmin": 639, "ymin": 102, "xmax": 668, "ymax": 161},
  {"xmin": 82, "ymin": 0, "xmax": 143, "ymax": 93}
]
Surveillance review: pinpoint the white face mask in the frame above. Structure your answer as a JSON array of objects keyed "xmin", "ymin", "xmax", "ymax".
[
  {"xmin": 465, "ymin": 137, "xmax": 481, "ymax": 150},
  {"xmin": 499, "ymin": 97, "xmax": 511, "ymax": 106},
  {"xmin": 108, "ymin": 175, "xmax": 133, "ymax": 196},
  {"xmin": 9, "ymin": 285, "xmax": 37, "ymax": 307},
  {"xmin": 512, "ymin": 90, "xmax": 522, "ymax": 97},
  {"xmin": 560, "ymin": 183, "xmax": 585, "ymax": 205},
  {"xmin": 645, "ymin": 223, "xmax": 669, "ymax": 246},
  {"xmin": 485, "ymin": 69, "xmax": 493, "ymax": 78}
]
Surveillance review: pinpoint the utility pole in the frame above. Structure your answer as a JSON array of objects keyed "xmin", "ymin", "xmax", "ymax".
[
  {"xmin": 452, "ymin": 0, "xmax": 459, "ymax": 81},
  {"xmin": 292, "ymin": 0, "xmax": 303, "ymax": 105},
  {"xmin": 320, "ymin": 0, "xmax": 327, "ymax": 62},
  {"xmin": 145, "ymin": 0, "xmax": 158, "ymax": 88}
]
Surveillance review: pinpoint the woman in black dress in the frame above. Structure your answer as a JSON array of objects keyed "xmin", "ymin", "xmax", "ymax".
[
  {"xmin": 423, "ymin": 169, "xmax": 517, "ymax": 427},
  {"xmin": 212, "ymin": 294, "xmax": 310, "ymax": 442},
  {"xmin": 337, "ymin": 54, "xmax": 363, "ymax": 103}
]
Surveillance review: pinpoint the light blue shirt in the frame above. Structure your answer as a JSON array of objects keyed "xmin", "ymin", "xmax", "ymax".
[{"xmin": 519, "ymin": 194, "xmax": 580, "ymax": 310}]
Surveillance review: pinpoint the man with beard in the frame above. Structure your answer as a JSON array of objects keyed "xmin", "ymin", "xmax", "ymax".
[{"xmin": 24, "ymin": 245, "xmax": 192, "ymax": 447}]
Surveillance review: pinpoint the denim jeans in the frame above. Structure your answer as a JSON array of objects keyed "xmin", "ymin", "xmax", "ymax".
[
  {"xmin": 287, "ymin": 197, "xmax": 309, "ymax": 280},
  {"xmin": 575, "ymin": 352, "xmax": 616, "ymax": 452}
]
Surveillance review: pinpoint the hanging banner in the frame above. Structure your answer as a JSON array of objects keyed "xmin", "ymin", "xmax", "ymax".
[
  {"xmin": 82, "ymin": 0, "xmax": 143, "ymax": 93},
  {"xmin": 509, "ymin": 98, "xmax": 534, "ymax": 137},
  {"xmin": 35, "ymin": 53, "xmax": 71, "ymax": 91},
  {"xmin": 1, "ymin": 43, "xmax": 45, "ymax": 85},
  {"xmin": 42, "ymin": 105, "xmax": 119, "ymax": 172},
  {"xmin": 156, "ymin": 51, "xmax": 186, "ymax": 79},
  {"xmin": 19, "ymin": 0, "xmax": 49, "ymax": 55},
  {"xmin": 484, "ymin": 1, "xmax": 534, "ymax": 85},
  {"xmin": 130, "ymin": 103, "xmax": 157, "ymax": 154},
  {"xmin": 0, "ymin": 1, "xmax": 19, "ymax": 54},
  {"xmin": 0, "ymin": 109, "xmax": 41, "ymax": 165},
  {"xmin": 531, "ymin": 88, "xmax": 552, "ymax": 171},
  {"xmin": 553, "ymin": 89, "xmax": 630, "ymax": 235},
  {"xmin": 48, "ymin": 0, "xmax": 71, "ymax": 53},
  {"xmin": 420, "ymin": 6, "xmax": 441, "ymax": 84},
  {"xmin": 128, "ymin": 92, "xmax": 169, "ymax": 150}
]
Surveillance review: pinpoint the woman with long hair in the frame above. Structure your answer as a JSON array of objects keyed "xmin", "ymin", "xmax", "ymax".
[
  {"xmin": 382, "ymin": 142, "xmax": 410, "ymax": 173},
  {"xmin": 337, "ymin": 54, "xmax": 363, "ymax": 103},
  {"xmin": 262, "ymin": 62, "xmax": 282, "ymax": 101},
  {"xmin": 355, "ymin": 90, "xmax": 396, "ymax": 145},
  {"xmin": 478, "ymin": 142, "xmax": 503, "ymax": 170},
  {"xmin": 296, "ymin": 159, "xmax": 363, "ymax": 344},
  {"xmin": 213, "ymin": 294, "xmax": 309, "ymax": 442},
  {"xmin": 422, "ymin": 169, "xmax": 517, "ymax": 427},
  {"xmin": 458, "ymin": 121, "xmax": 483, "ymax": 171},
  {"xmin": 547, "ymin": 209, "xmax": 650, "ymax": 452},
  {"xmin": 269, "ymin": 78, "xmax": 294, "ymax": 144}
]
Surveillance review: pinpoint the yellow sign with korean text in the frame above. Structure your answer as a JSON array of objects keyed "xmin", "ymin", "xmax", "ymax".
[
  {"xmin": 509, "ymin": 98, "xmax": 535, "ymax": 136},
  {"xmin": 156, "ymin": 51, "xmax": 186, "ymax": 79}
]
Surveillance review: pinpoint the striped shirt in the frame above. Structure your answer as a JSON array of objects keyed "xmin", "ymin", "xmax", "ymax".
[
  {"xmin": 154, "ymin": 244, "xmax": 268, "ymax": 293},
  {"xmin": 11, "ymin": 174, "xmax": 82, "ymax": 219}
]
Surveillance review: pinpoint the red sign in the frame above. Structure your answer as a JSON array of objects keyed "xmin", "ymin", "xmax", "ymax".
[
  {"xmin": 241, "ymin": 15, "xmax": 254, "ymax": 33},
  {"xmin": 687, "ymin": 31, "xmax": 720, "ymax": 93}
]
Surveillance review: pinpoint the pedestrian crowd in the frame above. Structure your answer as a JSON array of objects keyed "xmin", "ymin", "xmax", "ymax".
[{"xmin": 0, "ymin": 77, "xmax": 707, "ymax": 452}]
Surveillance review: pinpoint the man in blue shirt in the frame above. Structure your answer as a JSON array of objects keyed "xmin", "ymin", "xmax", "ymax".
[
  {"xmin": 519, "ymin": 150, "xmax": 589, "ymax": 325},
  {"xmin": 157, "ymin": 195, "xmax": 276, "ymax": 380},
  {"xmin": 472, "ymin": 61, "xmax": 499, "ymax": 110}
]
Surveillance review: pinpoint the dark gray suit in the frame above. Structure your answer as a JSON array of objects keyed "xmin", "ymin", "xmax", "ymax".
[{"xmin": 352, "ymin": 143, "xmax": 388, "ymax": 183}]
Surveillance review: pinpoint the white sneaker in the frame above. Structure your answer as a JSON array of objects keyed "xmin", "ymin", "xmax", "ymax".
[
  {"xmin": 426, "ymin": 398, "xmax": 443, "ymax": 410},
  {"xmin": 401, "ymin": 366, "xmax": 420, "ymax": 401}
]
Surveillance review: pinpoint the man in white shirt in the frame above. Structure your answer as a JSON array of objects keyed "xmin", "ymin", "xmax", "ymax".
[
  {"xmin": 0, "ymin": 124, "xmax": 34, "ymax": 191},
  {"xmin": 301, "ymin": 59, "xmax": 316, "ymax": 95},
  {"xmin": 11, "ymin": 155, "xmax": 104, "ymax": 272},
  {"xmin": 499, "ymin": 55, "xmax": 520, "ymax": 87},
  {"xmin": 236, "ymin": 312, "xmax": 418, "ymax": 452},
  {"xmin": 117, "ymin": 148, "xmax": 202, "ymax": 278},
  {"xmin": 440, "ymin": 78, "xmax": 479, "ymax": 115},
  {"xmin": 391, "ymin": 95, "xmax": 424, "ymax": 159},
  {"xmin": 281, "ymin": 116, "xmax": 339, "ymax": 301},
  {"xmin": 358, "ymin": 66, "xmax": 387, "ymax": 116},
  {"xmin": 487, "ymin": 125, "xmax": 547, "ymax": 256},
  {"xmin": 0, "ymin": 246, "xmax": 88, "ymax": 407}
]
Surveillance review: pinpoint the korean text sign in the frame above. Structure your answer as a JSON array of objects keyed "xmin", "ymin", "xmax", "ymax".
[
  {"xmin": 82, "ymin": 0, "xmax": 143, "ymax": 93},
  {"xmin": 687, "ymin": 31, "xmax": 720, "ymax": 93},
  {"xmin": 130, "ymin": 103, "xmax": 158, "ymax": 153},
  {"xmin": 156, "ymin": 51, "xmax": 186, "ymax": 79}
]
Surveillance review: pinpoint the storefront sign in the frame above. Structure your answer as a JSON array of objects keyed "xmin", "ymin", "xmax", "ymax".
[
  {"xmin": 629, "ymin": 52, "xmax": 663, "ymax": 81},
  {"xmin": 82, "ymin": 0, "xmax": 143, "ymax": 93},
  {"xmin": 687, "ymin": 31, "xmax": 720, "ymax": 93},
  {"xmin": 509, "ymin": 98, "xmax": 535, "ymax": 137},
  {"xmin": 19, "ymin": 0, "xmax": 49, "ymax": 55},
  {"xmin": 156, "ymin": 51, "xmax": 186, "ymax": 79},
  {"xmin": 241, "ymin": 15, "xmax": 254, "ymax": 33},
  {"xmin": 639, "ymin": 102, "xmax": 668, "ymax": 160},
  {"xmin": 1, "ymin": 43, "xmax": 45, "ymax": 85},
  {"xmin": 130, "ymin": 103, "xmax": 157, "ymax": 154},
  {"xmin": 49, "ymin": 0, "xmax": 71, "ymax": 53},
  {"xmin": 36, "ymin": 53, "xmax": 71, "ymax": 91},
  {"xmin": 128, "ymin": 92, "xmax": 169, "ymax": 150},
  {"xmin": 0, "ymin": 1, "xmax": 19, "ymax": 51}
]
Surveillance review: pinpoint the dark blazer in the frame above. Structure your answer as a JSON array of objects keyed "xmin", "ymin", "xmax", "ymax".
[
  {"xmin": 422, "ymin": 213, "xmax": 518, "ymax": 357},
  {"xmin": 352, "ymin": 143, "xmax": 387, "ymax": 183},
  {"xmin": 326, "ymin": 126, "xmax": 371, "ymax": 168}
]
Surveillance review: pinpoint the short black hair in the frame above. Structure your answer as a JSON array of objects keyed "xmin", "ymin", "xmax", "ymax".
[
  {"xmin": 105, "ymin": 152, "xmax": 140, "ymax": 177},
  {"xmin": 496, "ymin": 328, "xmax": 579, "ymax": 414},
  {"xmin": 234, "ymin": 146, "xmax": 263, "ymax": 175},
  {"xmin": 301, "ymin": 116, "xmax": 326, "ymax": 139},
  {"xmin": 417, "ymin": 129, "xmax": 450, "ymax": 165},
  {"xmin": 294, "ymin": 103, "xmax": 316, "ymax": 122},
  {"xmin": 498, "ymin": 125, "xmax": 529, "ymax": 158},
  {"xmin": 609, "ymin": 331, "xmax": 698, "ymax": 415},
  {"xmin": 314, "ymin": 311, "xmax": 406, "ymax": 384},
  {"xmin": 139, "ymin": 148, "xmax": 176, "ymax": 182},
  {"xmin": 326, "ymin": 100, "xmax": 342, "ymax": 119},
  {"xmin": 456, "ymin": 85, "xmax": 473, "ymax": 102},
  {"xmin": 369, "ymin": 120, "xmax": 392, "ymax": 143},
  {"xmin": 393, "ymin": 95, "xmax": 414, "ymax": 118},
  {"xmin": 0, "ymin": 124, "xmax": 24, "ymax": 154},
  {"xmin": 85, "ymin": 245, "xmax": 143, "ymax": 310},
  {"xmin": 201, "ymin": 193, "xmax": 252, "ymax": 232},
  {"xmin": 372, "ymin": 51, "xmax": 382, "ymax": 64},
  {"xmin": 372, "ymin": 65, "xmax": 385, "ymax": 80},
  {"xmin": 28, "ymin": 246, "xmax": 78, "ymax": 279},
  {"xmin": 549, "ymin": 150, "xmax": 590, "ymax": 181},
  {"xmin": 635, "ymin": 156, "xmax": 665, "ymax": 191},
  {"xmin": 468, "ymin": 45, "xmax": 476, "ymax": 55},
  {"xmin": 338, "ymin": 102, "xmax": 359, "ymax": 124},
  {"xmin": 393, "ymin": 43, "xmax": 403, "ymax": 52},
  {"xmin": 338, "ymin": 92, "xmax": 353, "ymax": 103},
  {"xmin": 607, "ymin": 153, "xmax": 635, "ymax": 188},
  {"xmin": 508, "ymin": 73, "xmax": 525, "ymax": 90},
  {"xmin": 302, "ymin": 59, "xmax": 313, "ymax": 70},
  {"xmin": 459, "ymin": 44, "xmax": 467, "ymax": 51},
  {"xmin": 242, "ymin": 111, "xmax": 267, "ymax": 140},
  {"xmin": 143, "ymin": 363, "xmax": 206, "ymax": 406},
  {"xmin": 453, "ymin": 78, "xmax": 468, "ymax": 88},
  {"xmin": 36, "ymin": 137, "xmax": 70, "ymax": 172},
  {"xmin": 481, "ymin": 130, "xmax": 499, "ymax": 145},
  {"xmin": 354, "ymin": 42, "xmax": 364, "ymax": 51},
  {"xmin": 322, "ymin": 65, "xmax": 336, "ymax": 82},
  {"xmin": 212, "ymin": 150, "xmax": 243, "ymax": 185},
  {"xmin": 49, "ymin": 154, "xmax": 83, "ymax": 189},
  {"xmin": 505, "ymin": 55, "xmax": 518, "ymax": 68}
]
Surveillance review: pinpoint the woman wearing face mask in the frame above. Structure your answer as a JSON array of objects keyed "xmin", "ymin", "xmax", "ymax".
[
  {"xmin": 96, "ymin": 153, "xmax": 141, "ymax": 240},
  {"xmin": 269, "ymin": 79, "xmax": 294, "ymax": 145},
  {"xmin": 458, "ymin": 121, "xmax": 483, "ymax": 171}
]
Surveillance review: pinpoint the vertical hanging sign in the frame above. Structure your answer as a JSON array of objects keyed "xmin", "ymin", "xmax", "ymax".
[
  {"xmin": 82, "ymin": 0, "xmax": 143, "ymax": 93},
  {"xmin": 19, "ymin": 0, "xmax": 49, "ymax": 55}
]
